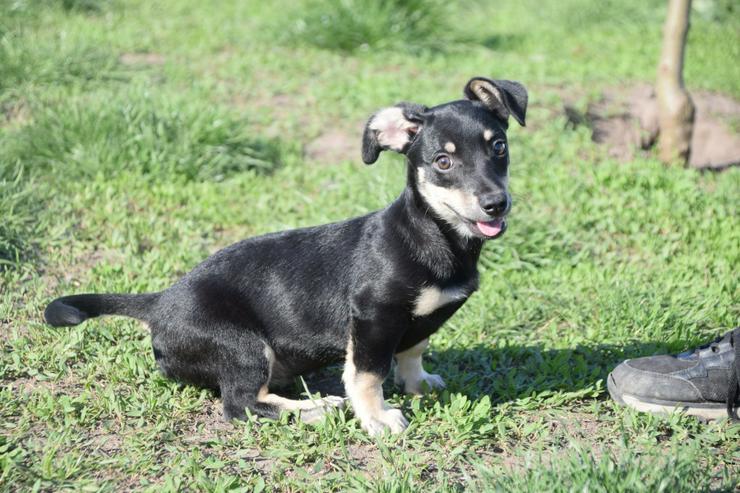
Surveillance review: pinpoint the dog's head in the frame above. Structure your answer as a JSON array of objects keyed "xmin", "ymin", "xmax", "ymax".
[{"xmin": 362, "ymin": 77, "xmax": 527, "ymax": 240}]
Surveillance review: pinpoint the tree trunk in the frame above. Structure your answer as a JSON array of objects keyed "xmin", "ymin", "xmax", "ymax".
[{"xmin": 656, "ymin": 0, "xmax": 695, "ymax": 165}]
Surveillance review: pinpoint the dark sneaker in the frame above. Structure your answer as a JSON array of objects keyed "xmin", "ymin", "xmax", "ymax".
[{"xmin": 607, "ymin": 327, "xmax": 739, "ymax": 421}]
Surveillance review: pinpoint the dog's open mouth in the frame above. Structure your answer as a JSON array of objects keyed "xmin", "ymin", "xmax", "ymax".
[
  {"xmin": 443, "ymin": 203, "xmax": 508, "ymax": 239},
  {"xmin": 474, "ymin": 218, "xmax": 506, "ymax": 238}
]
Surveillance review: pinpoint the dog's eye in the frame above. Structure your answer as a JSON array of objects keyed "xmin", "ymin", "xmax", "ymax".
[
  {"xmin": 434, "ymin": 155, "xmax": 452, "ymax": 171},
  {"xmin": 493, "ymin": 140, "xmax": 507, "ymax": 156}
]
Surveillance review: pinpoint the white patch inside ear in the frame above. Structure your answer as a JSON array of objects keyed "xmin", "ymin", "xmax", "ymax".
[
  {"xmin": 472, "ymin": 81, "xmax": 505, "ymax": 112},
  {"xmin": 370, "ymin": 107, "xmax": 419, "ymax": 152},
  {"xmin": 484, "ymin": 129, "xmax": 493, "ymax": 141}
]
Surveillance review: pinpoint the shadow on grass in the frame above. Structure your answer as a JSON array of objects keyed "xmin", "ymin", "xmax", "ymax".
[
  {"xmin": 430, "ymin": 341, "xmax": 671, "ymax": 403},
  {"xmin": 299, "ymin": 340, "xmax": 674, "ymax": 403}
]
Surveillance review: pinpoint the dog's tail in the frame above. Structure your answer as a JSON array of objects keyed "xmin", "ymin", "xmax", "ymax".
[{"xmin": 44, "ymin": 292, "xmax": 160, "ymax": 327}]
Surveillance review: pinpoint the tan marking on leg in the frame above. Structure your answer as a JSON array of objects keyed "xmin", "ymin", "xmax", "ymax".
[
  {"xmin": 394, "ymin": 339, "xmax": 446, "ymax": 395},
  {"xmin": 259, "ymin": 343, "xmax": 344, "ymax": 413},
  {"xmin": 343, "ymin": 337, "xmax": 408, "ymax": 435},
  {"xmin": 256, "ymin": 386, "xmax": 325, "ymax": 411},
  {"xmin": 444, "ymin": 141, "xmax": 456, "ymax": 153},
  {"xmin": 394, "ymin": 339, "xmax": 428, "ymax": 386}
]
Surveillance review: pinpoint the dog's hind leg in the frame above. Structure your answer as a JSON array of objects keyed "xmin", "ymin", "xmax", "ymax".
[{"xmin": 219, "ymin": 337, "xmax": 344, "ymax": 422}]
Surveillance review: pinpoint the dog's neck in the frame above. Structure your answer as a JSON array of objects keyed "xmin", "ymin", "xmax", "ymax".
[{"xmin": 389, "ymin": 174, "xmax": 483, "ymax": 281}]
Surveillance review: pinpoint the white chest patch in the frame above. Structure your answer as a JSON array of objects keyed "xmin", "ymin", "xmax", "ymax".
[{"xmin": 412, "ymin": 285, "xmax": 470, "ymax": 317}]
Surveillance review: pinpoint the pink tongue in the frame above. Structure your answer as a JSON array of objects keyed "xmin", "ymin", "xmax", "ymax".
[{"xmin": 476, "ymin": 219, "xmax": 503, "ymax": 237}]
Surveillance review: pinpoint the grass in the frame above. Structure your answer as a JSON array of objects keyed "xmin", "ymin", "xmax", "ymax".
[
  {"xmin": 1, "ymin": 0, "xmax": 739, "ymax": 490},
  {"xmin": 288, "ymin": 0, "xmax": 455, "ymax": 53}
]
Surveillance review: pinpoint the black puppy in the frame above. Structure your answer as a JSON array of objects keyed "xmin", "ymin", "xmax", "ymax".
[{"xmin": 44, "ymin": 77, "xmax": 527, "ymax": 435}]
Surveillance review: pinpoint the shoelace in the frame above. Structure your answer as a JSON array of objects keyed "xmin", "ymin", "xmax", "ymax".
[
  {"xmin": 686, "ymin": 327, "xmax": 740, "ymax": 421},
  {"xmin": 727, "ymin": 327, "xmax": 740, "ymax": 421}
]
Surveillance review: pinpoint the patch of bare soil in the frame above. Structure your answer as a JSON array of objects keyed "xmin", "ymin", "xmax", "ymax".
[
  {"xmin": 182, "ymin": 396, "xmax": 235, "ymax": 441},
  {"xmin": 119, "ymin": 53, "xmax": 166, "ymax": 66},
  {"xmin": 5, "ymin": 373, "xmax": 84, "ymax": 395},
  {"xmin": 40, "ymin": 246, "xmax": 126, "ymax": 292},
  {"xmin": 564, "ymin": 84, "xmax": 740, "ymax": 170},
  {"xmin": 1, "ymin": 99, "xmax": 30, "ymax": 128},
  {"xmin": 304, "ymin": 122, "xmax": 365, "ymax": 165}
]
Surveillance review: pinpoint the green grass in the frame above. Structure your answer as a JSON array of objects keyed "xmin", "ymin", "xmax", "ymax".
[
  {"xmin": 1, "ymin": 0, "xmax": 739, "ymax": 490},
  {"xmin": 288, "ymin": 0, "xmax": 455, "ymax": 53}
]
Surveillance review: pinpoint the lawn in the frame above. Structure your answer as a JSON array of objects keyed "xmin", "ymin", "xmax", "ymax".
[{"xmin": 1, "ymin": 0, "xmax": 739, "ymax": 491}]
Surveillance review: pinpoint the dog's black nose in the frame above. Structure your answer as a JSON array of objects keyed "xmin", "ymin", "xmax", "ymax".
[{"xmin": 479, "ymin": 193, "xmax": 508, "ymax": 216}]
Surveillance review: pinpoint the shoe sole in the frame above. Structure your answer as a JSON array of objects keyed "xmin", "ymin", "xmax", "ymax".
[{"xmin": 607, "ymin": 372, "xmax": 728, "ymax": 421}]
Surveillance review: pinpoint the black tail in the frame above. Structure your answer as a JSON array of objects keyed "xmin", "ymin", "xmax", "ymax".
[{"xmin": 44, "ymin": 293, "xmax": 160, "ymax": 327}]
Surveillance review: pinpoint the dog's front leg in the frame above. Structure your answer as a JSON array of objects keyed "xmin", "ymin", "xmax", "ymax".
[
  {"xmin": 343, "ymin": 310, "xmax": 408, "ymax": 436},
  {"xmin": 394, "ymin": 338, "xmax": 446, "ymax": 395}
]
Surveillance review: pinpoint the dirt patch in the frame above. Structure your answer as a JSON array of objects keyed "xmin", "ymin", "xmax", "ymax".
[
  {"xmin": 304, "ymin": 122, "xmax": 364, "ymax": 165},
  {"xmin": 4, "ymin": 373, "xmax": 84, "ymax": 395},
  {"xmin": 564, "ymin": 84, "xmax": 740, "ymax": 170},
  {"xmin": 182, "ymin": 396, "xmax": 235, "ymax": 440},
  {"xmin": 87, "ymin": 421, "xmax": 125, "ymax": 456},
  {"xmin": 1, "ymin": 99, "xmax": 30, "ymax": 128},
  {"xmin": 344, "ymin": 443, "xmax": 378, "ymax": 469},
  {"xmin": 0, "ymin": 317, "xmax": 22, "ymax": 344},
  {"xmin": 40, "ymin": 245, "xmax": 126, "ymax": 290},
  {"xmin": 119, "ymin": 53, "xmax": 166, "ymax": 66}
]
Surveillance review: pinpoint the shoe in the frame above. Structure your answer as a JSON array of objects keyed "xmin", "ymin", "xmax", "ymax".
[{"xmin": 607, "ymin": 327, "xmax": 739, "ymax": 420}]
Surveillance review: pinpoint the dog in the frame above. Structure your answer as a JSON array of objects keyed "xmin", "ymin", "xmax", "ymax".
[{"xmin": 44, "ymin": 77, "xmax": 527, "ymax": 435}]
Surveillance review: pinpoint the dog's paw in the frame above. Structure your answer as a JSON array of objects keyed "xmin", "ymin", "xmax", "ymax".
[
  {"xmin": 362, "ymin": 408, "xmax": 409, "ymax": 436},
  {"xmin": 300, "ymin": 406, "xmax": 329, "ymax": 424},
  {"xmin": 404, "ymin": 371, "xmax": 446, "ymax": 395},
  {"xmin": 298, "ymin": 396, "xmax": 347, "ymax": 424},
  {"xmin": 320, "ymin": 395, "xmax": 347, "ymax": 408}
]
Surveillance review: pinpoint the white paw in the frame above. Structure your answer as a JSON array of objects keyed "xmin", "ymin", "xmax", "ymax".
[
  {"xmin": 299, "ymin": 396, "xmax": 347, "ymax": 424},
  {"xmin": 320, "ymin": 395, "xmax": 347, "ymax": 409},
  {"xmin": 405, "ymin": 372, "xmax": 446, "ymax": 395},
  {"xmin": 361, "ymin": 408, "xmax": 409, "ymax": 436}
]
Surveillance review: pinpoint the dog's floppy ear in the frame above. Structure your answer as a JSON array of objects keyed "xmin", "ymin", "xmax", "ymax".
[
  {"xmin": 362, "ymin": 102, "xmax": 427, "ymax": 164},
  {"xmin": 464, "ymin": 77, "xmax": 528, "ymax": 127}
]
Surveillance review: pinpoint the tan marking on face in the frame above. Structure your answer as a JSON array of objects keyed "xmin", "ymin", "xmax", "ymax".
[
  {"xmin": 444, "ymin": 141, "xmax": 456, "ymax": 153},
  {"xmin": 412, "ymin": 285, "xmax": 470, "ymax": 317},
  {"xmin": 484, "ymin": 129, "xmax": 493, "ymax": 141},
  {"xmin": 416, "ymin": 168, "xmax": 477, "ymax": 238}
]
